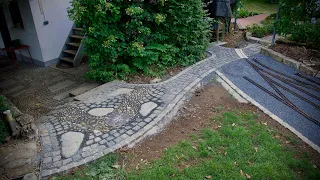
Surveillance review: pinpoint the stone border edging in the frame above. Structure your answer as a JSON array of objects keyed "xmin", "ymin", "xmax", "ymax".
[
  {"xmin": 216, "ymin": 70, "xmax": 320, "ymax": 153},
  {"xmin": 260, "ymin": 46, "xmax": 319, "ymax": 76},
  {"xmin": 245, "ymin": 32, "xmax": 271, "ymax": 47}
]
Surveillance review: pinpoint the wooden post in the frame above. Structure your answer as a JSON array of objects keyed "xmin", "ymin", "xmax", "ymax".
[
  {"xmin": 222, "ymin": 22, "xmax": 225, "ymax": 41},
  {"xmin": 216, "ymin": 23, "xmax": 220, "ymax": 42}
]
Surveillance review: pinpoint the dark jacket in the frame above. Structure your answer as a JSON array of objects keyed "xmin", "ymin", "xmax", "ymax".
[{"xmin": 204, "ymin": 0, "xmax": 233, "ymax": 18}]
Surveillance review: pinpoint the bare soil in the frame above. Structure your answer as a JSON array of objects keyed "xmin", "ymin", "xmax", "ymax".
[
  {"xmin": 223, "ymin": 30, "xmax": 249, "ymax": 48},
  {"xmin": 273, "ymin": 44, "xmax": 320, "ymax": 71},
  {"xmin": 118, "ymin": 82, "xmax": 320, "ymax": 171}
]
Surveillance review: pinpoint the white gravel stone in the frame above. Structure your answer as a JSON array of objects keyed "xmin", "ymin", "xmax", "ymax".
[
  {"xmin": 88, "ymin": 108, "xmax": 114, "ymax": 117},
  {"xmin": 61, "ymin": 132, "xmax": 84, "ymax": 158},
  {"xmin": 139, "ymin": 102, "xmax": 158, "ymax": 116}
]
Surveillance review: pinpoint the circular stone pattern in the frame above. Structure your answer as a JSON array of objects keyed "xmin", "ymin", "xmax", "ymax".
[{"xmin": 88, "ymin": 108, "xmax": 114, "ymax": 117}]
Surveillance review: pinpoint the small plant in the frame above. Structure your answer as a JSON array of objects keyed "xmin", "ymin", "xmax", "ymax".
[
  {"xmin": 236, "ymin": 9, "xmax": 260, "ymax": 18},
  {"xmin": 248, "ymin": 23, "xmax": 274, "ymax": 37},
  {"xmin": 0, "ymin": 95, "xmax": 10, "ymax": 144},
  {"xmin": 248, "ymin": 13, "xmax": 275, "ymax": 38}
]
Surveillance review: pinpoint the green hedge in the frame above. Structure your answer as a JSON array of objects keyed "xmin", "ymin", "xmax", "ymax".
[{"xmin": 68, "ymin": 0, "xmax": 211, "ymax": 82}]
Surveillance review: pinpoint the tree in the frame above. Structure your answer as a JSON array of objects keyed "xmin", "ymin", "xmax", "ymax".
[{"xmin": 278, "ymin": 0, "xmax": 320, "ymax": 43}]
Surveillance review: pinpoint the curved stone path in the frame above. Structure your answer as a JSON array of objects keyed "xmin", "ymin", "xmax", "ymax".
[{"xmin": 38, "ymin": 44, "xmax": 261, "ymax": 177}]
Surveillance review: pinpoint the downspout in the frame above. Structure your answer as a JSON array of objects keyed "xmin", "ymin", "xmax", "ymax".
[{"xmin": 38, "ymin": 0, "xmax": 49, "ymax": 25}]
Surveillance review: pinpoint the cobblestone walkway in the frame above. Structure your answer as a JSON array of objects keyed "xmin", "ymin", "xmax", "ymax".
[{"xmin": 38, "ymin": 44, "xmax": 261, "ymax": 177}]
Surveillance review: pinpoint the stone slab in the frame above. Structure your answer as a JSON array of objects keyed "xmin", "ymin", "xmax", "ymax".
[
  {"xmin": 11, "ymin": 89, "xmax": 27, "ymax": 98},
  {"xmin": 74, "ymin": 80, "xmax": 121, "ymax": 101},
  {"xmin": 49, "ymin": 75, "xmax": 66, "ymax": 84},
  {"xmin": 88, "ymin": 108, "xmax": 114, "ymax": 117},
  {"xmin": 48, "ymin": 80, "xmax": 76, "ymax": 93},
  {"xmin": 3, "ymin": 85, "xmax": 25, "ymax": 95},
  {"xmin": 61, "ymin": 132, "xmax": 84, "ymax": 158},
  {"xmin": 69, "ymin": 83, "xmax": 100, "ymax": 97},
  {"xmin": 139, "ymin": 102, "xmax": 158, "ymax": 116},
  {"xmin": 0, "ymin": 141, "xmax": 38, "ymax": 179},
  {"xmin": 0, "ymin": 79, "xmax": 16, "ymax": 89},
  {"xmin": 53, "ymin": 91, "xmax": 72, "ymax": 101}
]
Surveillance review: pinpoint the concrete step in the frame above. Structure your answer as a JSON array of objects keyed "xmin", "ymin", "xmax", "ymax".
[
  {"xmin": 60, "ymin": 57, "xmax": 74, "ymax": 63},
  {"xmin": 70, "ymin": 35, "xmax": 84, "ymax": 40},
  {"xmin": 48, "ymin": 80, "xmax": 76, "ymax": 93},
  {"xmin": 66, "ymin": 42, "xmax": 80, "ymax": 47},
  {"xmin": 73, "ymin": 27, "xmax": 84, "ymax": 32},
  {"xmin": 2, "ymin": 85, "xmax": 25, "ymax": 95},
  {"xmin": 69, "ymin": 83, "xmax": 101, "ymax": 97},
  {"xmin": 63, "ymin": 50, "xmax": 77, "ymax": 56},
  {"xmin": 0, "ymin": 79, "xmax": 16, "ymax": 89}
]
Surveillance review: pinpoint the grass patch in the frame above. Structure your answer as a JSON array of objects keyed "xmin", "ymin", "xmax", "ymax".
[
  {"xmin": 236, "ymin": 9, "xmax": 260, "ymax": 18},
  {"xmin": 127, "ymin": 110, "xmax": 320, "ymax": 179},
  {"xmin": 53, "ymin": 154, "xmax": 125, "ymax": 180},
  {"xmin": 244, "ymin": 0, "xmax": 278, "ymax": 14},
  {"xmin": 54, "ymin": 110, "xmax": 320, "ymax": 179},
  {"xmin": 0, "ymin": 95, "xmax": 10, "ymax": 144}
]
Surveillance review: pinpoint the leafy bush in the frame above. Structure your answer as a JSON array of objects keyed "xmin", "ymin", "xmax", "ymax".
[
  {"xmin": 68, "ymin": 0, "xmax": 211, "ymax": 82},
  {"xmin": 0, "ymin": 95, "xmax": 9, "ymax": 144},
  {"xmin": 237, "ymin": 9, "xmax": 260, "ymax": 18},
  {"xmin": 248, "ymin": 13, "xmax": 275, "ymax": 37},
  {"xmin": 248, "ymin": 23, "xmax": 274, "ymax": 37},
  {"xmin": 278, "ymin": 0, "xmax": 320, "ymax": 43}
]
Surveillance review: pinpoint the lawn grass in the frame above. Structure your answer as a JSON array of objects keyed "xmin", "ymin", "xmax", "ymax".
[
  {"xmin": 54, "ymin": 110, "xmax": 320, "ymax": 179},
  {"xmin": 244, "ymin": 0, "xmax": 278, "ymax": 14},
  {"xmin": 53, "ymin": 153, "xmax": 126, "ymax": 180},
  {"xmin": 127, "ymin": 110, "xmax": 320, "ymax": 179}
]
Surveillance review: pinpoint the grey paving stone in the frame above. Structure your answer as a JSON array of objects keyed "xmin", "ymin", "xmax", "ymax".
[
  {"xmin": 43, "ymin": 152, "xmax": 52, "ymax": 158},
  {"xmin": 86, "ymin": 139, "xmax": 94, "ymax": 145},
  {"xmin": 73, "ymin": 154, "xmax": 81, "ymax": 161},
  {"xmin": 43, "ymin": 157, "xmax": 52, "ymax": 164},
  {"xmin": 126, "ymin": 130, "xmax": 134, "ymax": 135},
  {"xmin": 52, "ymin": 155, "xmax": 61, "ymax": 162},
  {"xmin": 53, "ymin": 161, "xmax": 62, "ymax": 168},
  {"xmin": 102, "ymin": 134, "xmax": 109, "ymax": 139},
  {"xmin": 138, "ymin": 122, "xmax": 146, "ymax": 127},
  {"xmin": 99, "ymin": 139, "xmax": 107, "ymax": 144},
  {"xmin": 107, "ymin": 141, "xmax": 116, "ymax": 147},
  {"xmin": 48, "ymin": 80, "xmax": 76, "ymax": 93},
  {"xmin": 63, "ymin": 158, "xmax": 72, "ymax": 165},
  {"xmin": 94, "ymin": 137, "xmax": 101, "ymax": 142},
  {"xmin": 133, "ymin": 126, "xmax": 140, "ymax": 131}
]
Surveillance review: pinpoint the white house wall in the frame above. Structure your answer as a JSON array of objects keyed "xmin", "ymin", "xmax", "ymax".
[
  {"xmin": 29, "ymin": 0, "xmax": 73, "ymax": 66},
  {"xmin": 2, "ymin": 0, "xmax": 44, "ymax": 65}
]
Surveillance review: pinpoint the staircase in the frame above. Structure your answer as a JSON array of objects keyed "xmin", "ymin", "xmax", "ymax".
[{"xmin": 59, "ymin": 26, "xmax": 85, "ymax": 67}]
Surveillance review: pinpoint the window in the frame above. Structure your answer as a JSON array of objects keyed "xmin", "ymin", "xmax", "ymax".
[{"xmin": 9, "ymin": 1, "xmax": 24, "ymax": 29}]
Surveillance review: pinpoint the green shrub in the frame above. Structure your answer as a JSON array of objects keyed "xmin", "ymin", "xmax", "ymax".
[
  {"xmin": 237, "ymin": 9, "xmax": 260, "ymax": 18},
  {"xmin": 248, "ymin": 13, "xmax": 275, "ymax": 37},
  {"xmin": 68, "ymin": 0, "xmax": 211, "ymax": 82},
  {"xmin": 0, "ymin": 95, "xmax": 9, "ymax": 144},
  {"xmin": 278, "ymin": 0, "xmax": 320, "ymax": 43},
  {"xmin": 248, "ymin": 23, "xmax": 274, "ymax": 37}
]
